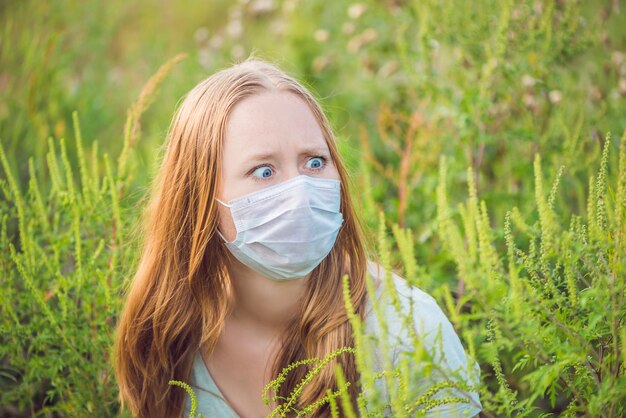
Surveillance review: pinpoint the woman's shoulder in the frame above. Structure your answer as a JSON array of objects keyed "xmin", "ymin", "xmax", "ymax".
[
  {"xmin": 363, "ymin": 259, "xmax": 476, "ymax": 367},
  {"xmin": 363, "ymin": 260, "xmax": 483, "ymax": 416},
  {"xmin": 366, "ymin": 260, "xmax": 438, "ymax": 301},
  {"xmin": 364, "ymin": 260, "xmax": 453, "ymax": 342}
]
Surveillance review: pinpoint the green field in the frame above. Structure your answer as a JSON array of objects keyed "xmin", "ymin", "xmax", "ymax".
[{"xmin": 1, "ymin": 0, "xmax": 625, "ymax": 416}]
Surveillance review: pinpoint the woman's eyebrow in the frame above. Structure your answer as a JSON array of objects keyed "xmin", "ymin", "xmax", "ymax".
[
  {"xmin": 242, "ymin": 151, "xmax": 277, "ymax": 163},
  {"xmin": 299, "ymin": 146, "xmax": 330, "ymax": 155},
  {"xmin": 242, "ymin": 146, "xmax": 330, "ymax": 163}
]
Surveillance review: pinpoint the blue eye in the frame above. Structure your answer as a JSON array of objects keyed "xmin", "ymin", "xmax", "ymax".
[
  {"xmin": 305, "ymin": 157, "xmax": 326, "ymax": 170},
  {"xmin": 251, "ymin": 166, "xmax": 273, "ymax": 179}
]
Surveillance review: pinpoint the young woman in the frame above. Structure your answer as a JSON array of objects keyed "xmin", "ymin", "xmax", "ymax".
[{"xmin": 114, "ymin": 58, "xmax": 482, "ymax": 418}]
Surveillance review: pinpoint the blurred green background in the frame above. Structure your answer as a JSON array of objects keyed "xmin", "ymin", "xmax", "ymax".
[
  {"xmin": 3, "ymin": 0, "xmax": 625, "ymax": 216},
  {"xmin": 1, "ymin": 0, "xmax": 626, "ymax": 416}
]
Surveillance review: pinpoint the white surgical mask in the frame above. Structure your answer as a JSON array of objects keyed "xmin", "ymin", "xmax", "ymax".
[{"xmin": 216, "ymin": 175, "xmax": 344, "ymax": 281}]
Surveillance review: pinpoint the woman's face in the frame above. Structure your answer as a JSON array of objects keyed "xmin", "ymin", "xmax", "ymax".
[{"xmin": 217, "ymin": 91, "xmax": 340, "ymax": 242}]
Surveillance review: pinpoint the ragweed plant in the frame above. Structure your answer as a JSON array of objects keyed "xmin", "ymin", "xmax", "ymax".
[
  {"xmin": 263, "ymin": 347, "xmax": 357, "ymax": 417},
  {"xmin": 0, "ymin": 54, "xmax": 185, "ymax": 417},
  {"xmin": 168, "ymin": 380, "xmax": 205, "ymax": 418},
  {"xmin": 435, "ymin": 131, "xmax": 626, "ymax": 416},
  {"xmin": 2, "ymin": 1, "xmax": 625, "ymax": 415}
]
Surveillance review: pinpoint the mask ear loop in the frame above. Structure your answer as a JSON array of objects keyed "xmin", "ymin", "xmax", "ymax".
[
  {"xmin": 215, "ymin": 198, "xmax": 231, "ymax": 243},
  {"xmin": 216, "ymin": 198, "xmax": 229, "ymax": 207},
  {"xmin": 214, "ymin": 227, "xmax": 229, "ymax": 242}
]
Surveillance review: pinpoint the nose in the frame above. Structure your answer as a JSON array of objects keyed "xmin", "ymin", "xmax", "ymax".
[{"xmin": 283, "ymin": 165, "xmax": 305, "ymax": 181}]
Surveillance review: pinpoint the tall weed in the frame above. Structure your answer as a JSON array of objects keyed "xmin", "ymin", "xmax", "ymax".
[{"xmin": 0, "ymin": 55, "xmax": 185, "ymax": 417}]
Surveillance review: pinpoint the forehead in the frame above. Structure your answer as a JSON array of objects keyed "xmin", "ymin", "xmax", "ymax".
[{"xmin": 223, "ymin": 91, "xmax": 329, "ymax": 155}]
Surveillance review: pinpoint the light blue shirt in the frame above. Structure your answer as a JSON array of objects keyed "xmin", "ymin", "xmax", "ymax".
[{"xmin": 184, "ymin": 262, "xmax": 482, "ymax": 417}]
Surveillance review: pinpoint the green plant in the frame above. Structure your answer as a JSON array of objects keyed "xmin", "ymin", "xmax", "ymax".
[
  {"xmin": 168, "ymin": 380, "xmax": 205, "ymax": 418},
  {"xmin": 0, "ymin": 54, "xmax": 184, "ymax": 417},
  {"xmin": 2, "ymin": 0, "xmax": 625, "ymax": 416},
  {"xmin": 434, "ymin": 132, "xmax": 626, "ymax": 416}
]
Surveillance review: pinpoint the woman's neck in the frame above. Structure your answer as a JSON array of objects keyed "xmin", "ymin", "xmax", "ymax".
[{"xmin": 225, "ymin": 257, "xmax": 309, "ymax": 336}]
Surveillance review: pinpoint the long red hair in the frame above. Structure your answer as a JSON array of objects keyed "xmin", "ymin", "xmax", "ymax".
[{"xmin": 113, "ymin": 58, "xmax": 369, "ymax": 417}]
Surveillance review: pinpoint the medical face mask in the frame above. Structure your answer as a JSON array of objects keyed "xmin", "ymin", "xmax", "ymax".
[{"xmin": 216, "ymin": 175, "xmax": 344, "ymax": 281}]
